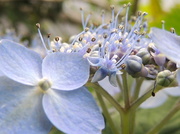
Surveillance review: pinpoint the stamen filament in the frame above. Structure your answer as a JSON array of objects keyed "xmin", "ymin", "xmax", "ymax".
[
  {"xmin": 36, "ymin": 23, "xmax": 49, "ymax": 54},
  {"xmin": 80, "ymin": 8, "xmax": 85, "ymax": 29},
  {"xmin": 124, "ymin": 3, "xmax": 131, "ymax": 33}
]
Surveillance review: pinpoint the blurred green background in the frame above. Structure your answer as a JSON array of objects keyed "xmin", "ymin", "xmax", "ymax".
[
  {"xmin": 1, "ymin": 0, "xmax": 180, "ymax": 134},
  {"xmin": 0, "ymin": 0, "xmax": 180, "ymax": 42}
]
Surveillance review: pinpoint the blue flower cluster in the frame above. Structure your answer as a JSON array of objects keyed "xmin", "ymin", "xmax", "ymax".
[
  {"xmin": 0, "ymin": 3, "xmax": 180, "ymax": 134},
  {"xmin": 70, "ymin": 4, "xmax": 149, "ymax": 86}
]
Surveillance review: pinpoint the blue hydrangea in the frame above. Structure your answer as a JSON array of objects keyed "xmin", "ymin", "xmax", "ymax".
[{"xmin": 0, "ymin": 39, "xmax": 104, "ymax": 134}]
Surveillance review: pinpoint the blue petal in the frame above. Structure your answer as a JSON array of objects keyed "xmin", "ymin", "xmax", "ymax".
[
  {"xmin": 0, "ymin": 39, "xmax": 42, "ymax": 86},
  {"xmin": 43, "ymin": 87, "xmax": 105, "ymax": 134},
  {"xmin": 109, "ymin": 72, "xmax": 118, "ymax": 87},
  {"xmin": 0, "ymin": 70, "xmax": 4, "ymax": 76},
  {"xmin": 42, "ymin": 52, "xmax": 90, "ymax": 90},
  {"xmin": 163, "ymin": 86, "xmax": 180, "ymax": 96},
  {"xmin": 91, "ymin": 67, "xmax": 108, "ymax": 82},
  {"xmin": 0, "ymin": 76, "xmax": 52, "ymax": 134},
  {"xmin": 150, "ymin": 28, "xmax": 180, "ymax": 65}
]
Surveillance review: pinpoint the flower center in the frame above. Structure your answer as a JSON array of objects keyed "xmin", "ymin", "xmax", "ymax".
[{"xmin": 38, "ymin": 78, "xmax": 51, "ymax": 92}]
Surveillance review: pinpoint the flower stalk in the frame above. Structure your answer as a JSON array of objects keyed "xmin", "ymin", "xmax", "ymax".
[
  {"xmin": 95, "ymin": 90, "xmax": 119, "ymax": 134},
  {"xmin": 86, "ymin": 82, "xmax": 124, "ymax": 114},
  {"xmin": 122, "ymin": 72, "xmax": 130, "ymax": 109}
]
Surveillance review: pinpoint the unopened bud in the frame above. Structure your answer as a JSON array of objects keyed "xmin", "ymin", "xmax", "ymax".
[
  {"xmin": 156, "ymin": 70, "xmax": 175, "ymax": 87},
  {"xmin": 148, "ymin": 43, "xmax": 166, "ymax": 66},
  {"xmin": 139, "ymin": 66, "xmax": 148, "ymax": 77},
  {"xmin": 166, "ymin": 60, "xmax": 177, "ymax": 71},
  {"xmin": 125, "ymin": 55, "xmax": 142, "ymax": 75},
  {"xmin": 145, "ymin": 64, "xmax": 158, "ymax": 79},
  {"xmin": 136, "ymin": 48, "xmax": 151, "ymax": 65}
]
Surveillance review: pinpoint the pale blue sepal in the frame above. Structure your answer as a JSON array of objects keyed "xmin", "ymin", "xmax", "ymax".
[
  {"xmin": 42, "ymin": 52, "xmax": 90, "ymax": 90},
  {"xmin": 0, "ymin": 76, "xmax": 52, "ymax": 134},
  {"xmin": 43, "ymin": 87, "xmax": 105, "ymax": 134},
  {"xmin": 150, "ymin": 28, "xmax": 180, "ymax": 65},
  {"xmin": 140, "ymin": 90, "xmax": 168, "ymax": 108},
  {"xmin": 91, "ymin": 67, "xmax": 108, "ymax": 82},
  {"xmin": 0, "ymin": 39, "xmax": 42, "ymax": 86},
  {"xmin": 0, "ymin": 70, "xmax": 4, "ymax": 76},
  {"xmin": 163, "ymin": 86, "xmax": 180, "ymax": 96},
  {"xmin": 109, "ymin": 72, "xmax": 118, "ymax": 87},
  {"xmin": 139, "ymin": 80, "xmax": 168, "ymax": 108}
]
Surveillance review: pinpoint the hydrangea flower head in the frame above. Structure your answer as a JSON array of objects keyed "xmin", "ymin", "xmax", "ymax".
[
  {"xmin": 80, "ymin": 4, "xmax": 149, "ymax": 85},
  {"xmin": 0, "ymin": 39, "xmax": 104, "ymax": 134}
]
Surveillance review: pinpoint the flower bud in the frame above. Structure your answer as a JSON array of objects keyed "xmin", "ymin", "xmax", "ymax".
[
  {"xmin": 145, "ymin": 64, "xmax": 158, "ymax": 79},
  {"xmin": 125, "ymin": 55, "xmax": 142, "ymax": 75},
  {"xmin": 166, "ymin": 60, "xmax": 177, "ymax": 71},
  {"xmin": 148, "ymin": 43, "xmax": 166, "ymax": 67},
  {"xmin": 139, "ymin": 66, "xmax": 148, "ymax": 77},
  {"xmin": 153, "ymin": 53, "xmax": 166, "ymax": 67},
  {"xmin": 136, "ymin": 48, "xmax": 151, "ymax": 65},
  {"xmin": 156, "ymin": 70, "xmax": 175, "ymax": 87}
]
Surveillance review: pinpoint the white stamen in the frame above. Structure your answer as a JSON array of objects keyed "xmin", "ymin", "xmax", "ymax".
[{"xmin": 36, "ymin": 23, "xmax": 49, "ymax": 54}]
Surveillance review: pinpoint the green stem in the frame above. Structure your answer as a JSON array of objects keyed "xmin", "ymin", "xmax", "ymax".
[
  {"xmin": 86, "ymin": 83, "xmax": 124, "ymax": 114},
  {"xmin": 116, "ymin": 74, "xmax": 123, "ymax": 92},
  {"xmin": 129, "ymin": 78, "xmax": 144, "ymax": 134},
  {"xmin": 130, "ymin": 85, "xmax": 162, "ymax": 111},
  {"xmin": 121, "ymin": 110, "xmax": 131, "ymax": 134},
  {"xmin": 130, "ymin": 111, "xmax": 136, "ymax": 134},
  {"xmin": 146, "ymin": 98, "xmax": 180, "ymax": 134},
  {"xmin": 122, "ymin": 72, "xmax": 130, "ymax": 109},
  {"xmin": 95, "ymin": 90, "xmax": 119, "ymax": 134},
  {"xmin": 132, "ymin": 78, "xmax": 144, "ymax": 101},
  {"xmin": 131, "ymin": 0, "xmax": 139, "ymax": 16}
]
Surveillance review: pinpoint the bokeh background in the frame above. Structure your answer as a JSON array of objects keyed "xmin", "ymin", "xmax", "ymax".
[
  {"xmin": 1, "ymin": 0, "xmax": 180, "ymax": 42},
  {"xmin": 0, "ymin": 0, "xmax": 180, "ymax": 134}
]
